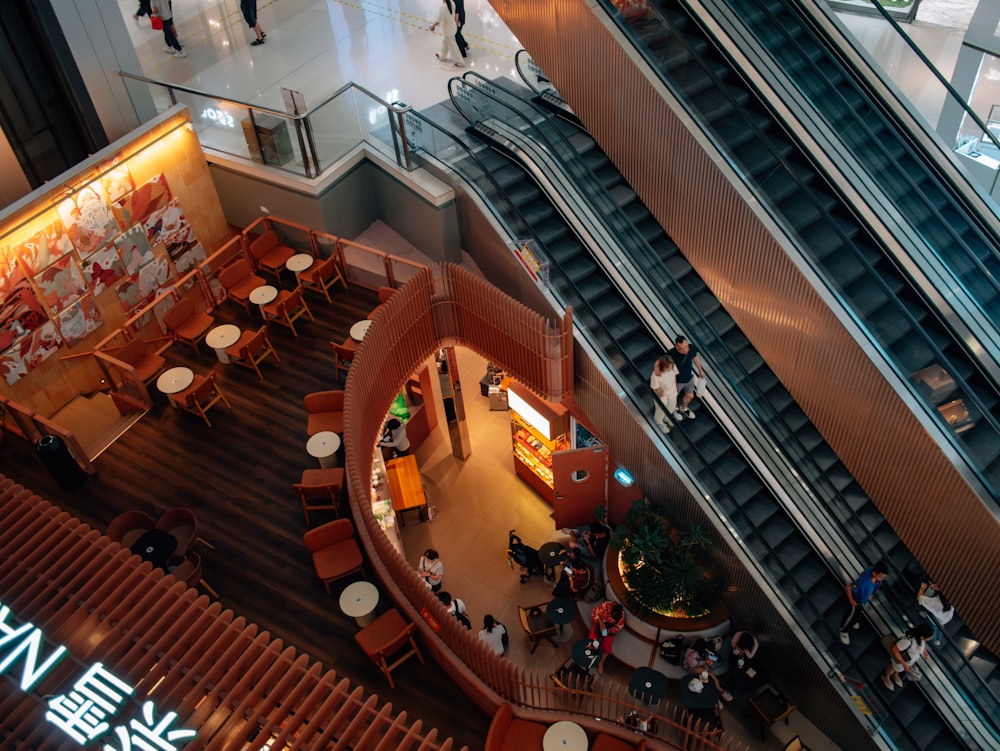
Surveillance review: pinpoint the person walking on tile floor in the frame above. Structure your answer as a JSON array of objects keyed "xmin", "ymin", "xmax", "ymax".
[
  {"xmin": 429, "ymin": 0, "xmax": 464, "ymax": 67},
  {"xmin": 839, "ymin": 560, "xmax": 888, "ymax": 645},
  {"xmin": 154, "ymin": 2, "xmax": 185, "ymax": 57},
  {"xmin": 240, "ymin": 0, "xmax": 266, "ymax": 45}
]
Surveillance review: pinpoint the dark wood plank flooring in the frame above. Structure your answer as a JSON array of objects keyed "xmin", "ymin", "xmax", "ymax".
[{"xmin": 0, "ymin": 283, "xmax": 491, "ymax": 750}]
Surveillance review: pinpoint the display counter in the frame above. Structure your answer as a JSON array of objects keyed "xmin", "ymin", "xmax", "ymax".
[
  {"xmin": 508, "ymin": 382, "xmax": 569, "ymax": 504},
  {"xmin": 371, "ymin": 451, "xmax": 403, "ymax": 554}
]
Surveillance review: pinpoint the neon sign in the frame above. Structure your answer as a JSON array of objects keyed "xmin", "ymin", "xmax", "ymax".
[{"xmin": 0, "ymin": 601, "xmax": 196, "ymax": 749}]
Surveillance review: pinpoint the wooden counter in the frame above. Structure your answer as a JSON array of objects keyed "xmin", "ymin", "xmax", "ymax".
[{"xmin": 385, "ymin": 455, "xmax": 427, "ymax": 524}]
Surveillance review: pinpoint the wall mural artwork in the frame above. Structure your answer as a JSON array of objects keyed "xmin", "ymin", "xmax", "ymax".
[
  {"xmin": 57, "ymin": 184, "xmax": 120, "ymax": 256},
  {"xmin": 56, "ymin": 294, "xmax": 103, "ymax": 348},
  {"xmin": 35, "ymin": 255, "xmax": 87, "ymax": 315},
  {"xmin": 114, "ymin": 173, "xmax": 171, "ymax": 229},
  {"xmin": 0, "ymin": 279, "xmax": 47, "ymax": 352},
  {"xmin": 115, "ymin": 274, "xmax": 147, "ymax": 314},
  {"xmin": 0, "ymin": 339, "xmax": 29, "ymax": 386},
  {"xmin": 15, "ymin": 217, "xmax": 74, "ymax": 276},
  {"xmin": 22, "ymin": 321, "xmax": 62, "ymax": 371},
  {"xmin": 115, "ymin": 226, "xmax": 154, "ymax": 275},
  {"xmin": 137, "ymin": 256, "xmax": 173, "ymax": 301},
  {"xmin": 82, "ymin": 245, "xmax": 127, "ymax": 295},
  {"xmin": 101, "ymin": 162, "xmax": 135, "ymax": 203},
  {"xmin": 144, "ymin": 198, "xmax": 186, "ymax": 245}
]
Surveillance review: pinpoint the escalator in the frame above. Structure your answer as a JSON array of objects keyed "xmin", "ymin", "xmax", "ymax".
[
  {"xmin": 602, "ymin": 0, "xmax": 1000, "ymax": 517},
  {"xmin": 417, "ymin": 73, "xmax": 987, "ymax": 750}
]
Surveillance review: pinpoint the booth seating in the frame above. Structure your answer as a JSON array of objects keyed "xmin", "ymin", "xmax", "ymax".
[
  {"xmin": 303, "ymin": 519, "xmax": 364, "ymax": 594},
  {"xmin": 304, "ymin": 390, "xmax": 344, "ymax": 436},
  {"xmin": 226, "ymin": 325, "xmax": 280, "ymax": 380},
  {"xmin": 163, "ymin": 297, "xmax": 214, "ymax": 354},
  {"xmin": 299, "ymin": 255, "xmax": 347, "ymax": 303},
  {"xmin": 218, "ymin": 258, "xmax": 266, "ymax": 314},
  {"xmin": 293, "ymin": 467, "xmax": 345, "ymax": 526},
  {"xmin": 484, "ymin": 703, "xmax": 546, "ymax": 751},
  {"xmin": 354, "ymin": 608, "xmax": 424, "ymax": 689},
  {"xmin": 248, "ymin": 229, "xmax": 295, "ymax": 282},
  {"xmin": 171, "ymin": 371, "xmax": 231, "ymax": 427},
  {"xmin": 114, "ymin": 338, "xmax": 165, "ymax": 385}
]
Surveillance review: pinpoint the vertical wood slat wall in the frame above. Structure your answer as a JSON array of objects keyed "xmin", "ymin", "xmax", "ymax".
[
  {"xmin": 0, "ymin": 478, "xmax": 461, "ymax": 751},
  {"xmin": 492, "ymin": 0, "xmax": 1000, "ymax": 653}
]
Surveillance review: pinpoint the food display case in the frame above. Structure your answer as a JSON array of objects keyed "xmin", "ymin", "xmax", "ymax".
[
  {"xmin": 508, "ymin": 382, "xmax": 570, "ymax": 504},
  {"xmin": 370, "ymin": 451, "xmax": 403, "ymax": 554}
]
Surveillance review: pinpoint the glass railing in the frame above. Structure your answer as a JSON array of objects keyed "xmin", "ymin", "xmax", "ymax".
[{"xmin": 119, "ymin": 74, "xmax": 414, "ymax": 177}]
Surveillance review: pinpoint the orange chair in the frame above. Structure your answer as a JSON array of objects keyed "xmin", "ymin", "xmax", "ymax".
[
  {"xmin": 218, "ymin": 258, "xmax": 266, "ymax": 313},
  {"xmin": 248, "ymin": 229, "xmax": 295, "ymax": 282},
  {"xmin": 262, "ymin": 286, "xmax": 313, "ymax": 337},
  {"xmin": 294, "ymin": 467, "xmax": 345, "ymax": 525},
  {"xmin": 299, "ymin": 255, "xmax": 347, "ymax": 303},
  {"xmin": 303, "ymin": 519, "xmax": 364, "ymax": 594},
  {"xmin": 170, "ymin": 551, "xmax": 219, "ymax": 598},
  {"xmin": 114, "ymin": 339, "xmax": 165, "ymax": 385},
  {"xmin": 329, "ymin": 341, "xmax": 355, "ymax": 382},
  {"xmin": 172, "ymin": 371, "xmax": 231, "ymax": 427},
  {"xmin": 107, "ymin": 510, "xmax": 156, "ymax": 549},
  {"xmin": 304, "ymin": 390, "xmax": 344, "ymax": 436},
  {"xmin": 225, "ymin": 325, "xmax": 280, "ymax": 380},
  {"xmin": 484, "ymin": 703, "xmax": 547, "ymax": 751},
  {"xmin": 366, "ymin": 285, "xmax": 397, "ymax": 320},
  {"xmin": 354, "ymin": 609, "xmax": 425, "ymax": 689},
  {"xmin": 155, "ymin": 507, "xmax": 212, "ymax": 557},
  {"xmin": 163, "ymin": 297, "xmax": 214, "ymax": 354}
]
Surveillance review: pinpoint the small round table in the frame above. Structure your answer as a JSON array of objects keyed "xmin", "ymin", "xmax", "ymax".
[
  {"xmin": 628, "ymin": 666, "xmax": 668, "ymax": 705},
  {"xmin": 543, "ymin": 720, "xmax": 587, "ymax": 751},
  {"xmin": 546, "ymin": 597, "xmax": 577, "ymax": 642},
  {"xmin": 538, "ymin": 541, "xmax": 567, "ymax": 581},
  {"xmin": 249, "ymin": 284, "xmax": 278, "ymax": 316},
  {"xmin": 286, "ymin": 253, "xmax": 314, "ymax": 274},
  {"xmin": 350, "ymin": 319, "xmax": 373, "ymax": 341},
  {"xmin": 571, "ymin": 638, "xmax": 601, "ymax": 672},
  {"xmin": 156, "ymin": 367, "xmax": 194, "ymax": 408},
  {"xmin": 339, "ymin": 580, "xmax": 379, "ymax": 627},
  {"xmin": 130, "ymin": 528, "xmax": 178, "ymax": 570},
  {"xmin": 205, "ymin": 324, "xmax": 241, "ymax": 364},
  {"xmin": 306, "ymin": 431, "xmax": 342, "ymax": 468}
]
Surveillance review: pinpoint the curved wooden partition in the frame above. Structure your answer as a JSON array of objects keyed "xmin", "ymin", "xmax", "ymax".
[
  {"xmin": 0, "ymin": 477, "xmax": 463, "ymax": 751},
  {"xmin": 343, "ymin": 265, "xmax": 746, "ymax": 751}
]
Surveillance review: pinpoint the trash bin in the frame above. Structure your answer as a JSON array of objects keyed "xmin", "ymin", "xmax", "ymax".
[{"xmin": 36, "ymin": 435, "xmax": 87, "ymax": 490}]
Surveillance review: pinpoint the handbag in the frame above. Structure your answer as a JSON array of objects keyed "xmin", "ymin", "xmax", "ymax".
[{"xmin": 150, "ymin": 13, "xmax": 164, "ymax": 30}]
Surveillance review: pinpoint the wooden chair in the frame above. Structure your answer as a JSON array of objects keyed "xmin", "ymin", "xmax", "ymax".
[
  {"xmin": 107, "ymin": 510, "xmax": 156, "ymax": 549},
  {"xmin": 170, "ymin": 551, "xmax": 219, "ymax": 598},
  {"xmin": 225, "ymin": 325, "xmax": 280, "ymax": 380},
  {"xmin": 172, "ymin": 371, "xmax": 231, "ymax": 428},
  {"xmin": 163, "ymin": 297, "xmax": 214, "ymax": 354},
  {"xmin": 218, "ymin": 258, "xmax": 266, "ymax": 313},
  {"xmin": 304, "ymin": 390, "xmax": 344, "ymax": 436},
  {"xmin": 485, "ymin": 703, "xmax": 547, "ymax": 751},
  {"xmin": 155, "ymin": 506, "xmax": 214, "ymax": 557},
  {"xmin": 114, "ymin": 338, "xmax": 165, "ymax": 385},
  {"xmin": 783, "ymin": 737, "xmax": 807, "ymax": 751},
  {"xmin": 262, "ymin": 286, "xmax": 313, "ymax": 337},
  {"xmin": 293, "ymin": 467, "xmax": 345, "ymax": 525},
  {"xmin": 329, "ymin": 341, "xmax": 355, "ymax": 382},
  {"xmin": 299, "ymin": 255, "xmax": 346, "ymax": 303},
  {"xmin": 517, "ymin": 602, "xmax": 558, "ymax": 654},
  {"xmin": 303, "ymin": 519, "xmax": 364, "ymax": 594},
  {"xmin": 354, "ymin": 608, "xmax": 425, "ymax": 689},
  {"xmin": 749, "ymin": 686, "xmax": 796, "ymax": 740},
  {"xmin": 248, "ymin": 229, "xmax": 295, "ymax": 282}
]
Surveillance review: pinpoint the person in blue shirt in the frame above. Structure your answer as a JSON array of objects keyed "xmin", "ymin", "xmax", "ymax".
[{"xmin": 839, "ymin": 561, "xmax": 888, "ymax": 645}]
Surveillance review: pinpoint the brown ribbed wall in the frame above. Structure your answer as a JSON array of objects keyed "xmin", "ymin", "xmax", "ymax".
[
  {"xmin": 493, "ymin": 0, "xmax": 1000, "ymax": 654},
  {"xmin": 0, "ymin": 478, "xmax": 462, "ymax": 751}
]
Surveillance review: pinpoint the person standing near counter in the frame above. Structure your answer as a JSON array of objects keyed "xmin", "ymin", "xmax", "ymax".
[{"xmin": 417, "ymin": 548, "xmax": 443, "ymax": 592}]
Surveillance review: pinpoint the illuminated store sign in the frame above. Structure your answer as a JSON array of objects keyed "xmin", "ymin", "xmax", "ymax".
[
  {"xmin": 1, "ymin": 602, "xmax": 196, "ymax": 749},
  {"xmin": 201, "ymin": 107, "xmax": 235, "ymax": 128}
]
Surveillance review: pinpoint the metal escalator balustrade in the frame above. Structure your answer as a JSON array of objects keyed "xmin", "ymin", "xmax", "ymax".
[
  {"xmin": 452, "ymin": 67, "xmax": 981, "ymax": 748},
  {"xmin": 603, "ymin": 0, "xmax": 1000, "ymax": 510}
]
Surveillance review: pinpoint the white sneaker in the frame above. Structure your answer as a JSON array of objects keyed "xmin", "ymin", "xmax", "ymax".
[
  {"xmin": 658, "ymin": 421, "xmax": 671, "ymax": 433},
  {"xmin": 672, "ymin": 410, "xmax": 685, "ymax": 422},
  {"xmin": 682, "ymin": 408, "xmax": 696, "ymax": 420},
  {"xmin": 839, "ymin": 632, "xmax": 850, "ymax": 645},
  {"xmin": 163, "ymin": 46, "xmax": 174, "ymax": 54},
  {"xmin": 174, "ymin": 50, "xmax": 187, "ymax": 58}
]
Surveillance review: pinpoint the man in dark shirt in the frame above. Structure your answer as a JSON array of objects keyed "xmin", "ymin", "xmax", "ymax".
[{"xmin": 666, "ymin": 335, "xmax": 704, "ymax": 420}]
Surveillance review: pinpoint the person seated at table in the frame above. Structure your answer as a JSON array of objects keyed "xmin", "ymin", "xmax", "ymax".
[
  {"xmin": 683, "ymin": 638, "xmax": 733, "ymax": 701},
  {"xmin": 569, "ymin": 522, "xmax": 610, "ymax": 560},
  {"xmin": 552, "ymin": 550, "xmax": 594, "ymax": 599},
  {"xmin": 437, "ymin": 590, "xmax": 470, "ymax": 629},
  {"xmin": 588, "ymin": 601, "xmax": 626, "ymax": 674},
  {"xmin": 380, "ymin": 417, "xmax": 410, "ymax": 458},
  {"xmin": 731, "ymin": 630, "xmax": 759, "ymax": 661},
  {"xmin": 479, "ymin": 614, "xmax": 507, "ymax": 655},
  {"xmin": 620, "ymin": 710, "xmax": 658, "ymax": 736}
]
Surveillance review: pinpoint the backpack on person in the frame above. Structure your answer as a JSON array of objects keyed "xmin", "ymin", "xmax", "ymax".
[{"xmin": 454, "ymin": 610, "xmax": 471, "ymax": 630}]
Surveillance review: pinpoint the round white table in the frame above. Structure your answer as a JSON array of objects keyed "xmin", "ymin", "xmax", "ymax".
[
  {"xmin": 205, "ymin": 324, "xmax": 241, "ymax": 364},
  {"xmin": 285, "ymin": 253, "xmax": 314, "ymax": 274},
  {"xmin": 350, "ymin": 319, "xmax": 373, "ymax": 341},
  {"xmin": 306, "ymin": 431, "xmax": 342, "ymax": 468},
  {"xmin": 543, "ymin": 721, "xmax": 588, "ymax": 751},
  {"xmin": 156, "ymin": 367, "xmax": 194, "ymax": 408},
  {"xmin": 339, "ymin": 580, "xmax": 379, "ymax": 627},
  {"xmin": 249, "ymin": 285, "xmax": 278, "ymax": 317}
]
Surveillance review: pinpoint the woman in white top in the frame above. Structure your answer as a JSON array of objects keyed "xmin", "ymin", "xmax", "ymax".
[
  {"xmin": 429, "ymin": 0, "xmax": 464, "ymax": 67},
  {"xmin": 478, "ymin": 615, "xmax": 506, "ymax": 655},
  {"xmin": 917, "ymin": 580, "xmax": 954, "ymax": 644},
  {"xmin": 417, "ymin": 549, "xmax": 443, "ymax": 592},
  {"xmin": 882, "ymin": 623, "xmax": 934, "ymax": 691},
  {"xmin": 649, "ymin": 356, "xmax": 678, "ymax": 432}
]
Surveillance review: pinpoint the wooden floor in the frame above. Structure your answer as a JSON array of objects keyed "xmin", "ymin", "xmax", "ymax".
[{"xmin": 0, "ymin": 282, "xmax": 492, "ymax": 750}]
